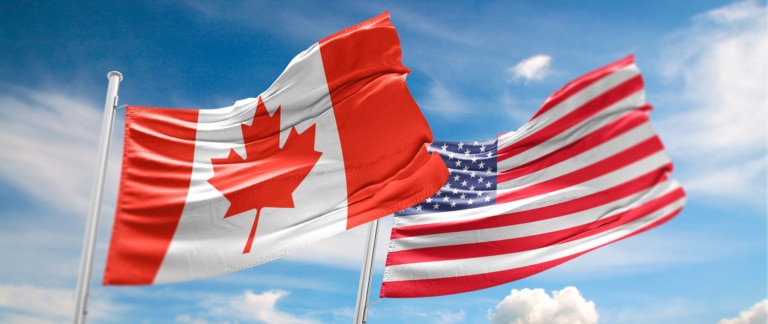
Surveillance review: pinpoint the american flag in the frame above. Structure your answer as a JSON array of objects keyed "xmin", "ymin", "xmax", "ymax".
[{"xmin": 380, "ymin": 55, "xmax": 686, "ymax": 298}]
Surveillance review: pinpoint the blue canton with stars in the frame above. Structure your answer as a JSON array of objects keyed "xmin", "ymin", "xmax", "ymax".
[{"xmin": 396, "ymin": 139, "xmax": 498, "ymax": 216}]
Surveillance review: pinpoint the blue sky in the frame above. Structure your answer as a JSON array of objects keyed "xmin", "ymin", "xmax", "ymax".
[{"xmin": 0, "ymin": 1, "xmax": 765, "ymax": 323}]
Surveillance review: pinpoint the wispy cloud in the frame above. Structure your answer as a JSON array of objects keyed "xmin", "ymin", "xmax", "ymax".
[
  {"xmin": 656, "ymin": 0, "xmax": 767, "ymax": 207},
  {"xmin": 0, "ymin": 284, "xmax": 121, "ymax": 322},
  {"xmin": 510, "ymin": 55, "xmax": 553, "ymax": 82},
  {"xmin": 178, "ymin": 290, "xmax": 319, "ymax": 324},
  {"xmin": 286, "ymin": 216, "xmax": 393, "ymax": 271},
  {"xmin": 488, "ymin": 286, "xmax": 598, "ymax": 324},
  {"xmin": 600, "ymin": 296, "xmax": 699, "ymax": 324},
  {"xmin": 176, "ymin": 0, "xmax": 371, "ymax": 45},
  {"xmin": 406, "ymin": 309, "xmax": 467, "ymax": 324},
  {"xmin": 0, "ymin": 85, "xmax": 123, "ymax": 214},
  {"xmin": 535, "ymin": 230, "xmax": 731, "ymax": 279}
]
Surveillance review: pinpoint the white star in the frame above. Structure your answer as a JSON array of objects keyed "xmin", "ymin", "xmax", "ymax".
[
  {"xmin": 476, "ymin": 191, "xmax": 483, "ymax": 197},
  {"xmin": 469, "ymin": 185, "xmax": 476, "ymax": 192},
  {"xmin": 478, "ymin": 161, "xmax": 485, "ymax": 168},
  {"xmin": 450, "ymin": 201, "xmax": 457, "ymax": 208},
  {"xmin": 485, "ymin": 196, "xmax": 491, "ymax": 202},
  {"xmin": 448, "ymin": 152, "xmax": 455, "ymax": 160},
  {"xmin": 470, "ymin": 171, "xmax": 476, "ymax": 178},
  {"xmin": 486, "ymin": 167, "xmax": 493, "ymax": 174},
  {"xmin": 426, "ymin": 197, "xmax": 433, "ymax": 203},
  {"xmin": 433, "ymin": 203, "xmax": 440, "ymax": 209},
  {"xmin": 453, "ymin": 174, "xmax": 461, "ymax": 182},
  {"xmin": 416, "ymin": 205, "xmax": 423, "ymax": 211},
  {"xmin": 443, "ymin": 196, "xmax": 449, "ymax": 202},
  {"xmin": 461, "ymin": 180, "xmax": 468, "ymax": 187},
  {"xmin": 441, "ymin": 143, "xmax": 448, "ymax": 151},
  {"xmin": 478, "ymin": 176, "xmax": 485, "ymax": 183},
  {"xmin": 480, "ymin": 145, "xmax": 486, "ymax": 152},
  {"xmin": 455, "ymin": 160, "xmax": 462, "ymax": 167},
  {"xmin": 485, "ymin": 181, "xmax": 492, "ymax": 188},
  {"xmin": 457, "ymin": 142, "xmax": 464, "ymax": 149},
  {"xmin": 486, "ymin": 151, "xmax": 492, "ymax": 158},
  {"xmin": 460, "ymin": 193, "xmax": 466, "ymax": 200},
  {"xmin": 452, "ymin": 188, "xmax": 459, "ymax": 195},
  {"xmin": 435, "ymin": 191, "xmax": 442, "ymax": 197},
  {"xmin": 471, "ymin": 155, "xmax": 477, "ymax": 163},
  {"xmin": 463, "ymin": 166, "xmax": 469, "ymax": 172},
  {"xmin": 467, "ymin": 199, "xmax": 474, "ymax": 205},
  {"xmin": 464, "ymin": 149, "xmax": 471, "ymax": 157},
  {"xmin": 444, "ymin": 183, "xmax": 452, "ymax": 190}
]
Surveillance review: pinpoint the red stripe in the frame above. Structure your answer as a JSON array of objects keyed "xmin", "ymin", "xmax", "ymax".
[
  {"xmin": 103, "ymin": 106, "xmax": 199, "ymax": 285},
  {"xmin": 318, "ymin": 12, "xmax": 448, "ymax": 230},
  {"xmin": 382, "ymin": 251, "xmax": 588, "ymax": 298},
  {"xmin": 497, "ymin": 134, "xmax": 665, "ymax": 204},
  {"xmin": 381, "ymin": 204, "xmax": 683, "ymax": 298},
  {"xmin": 390, "ymin": 163, "xmax": 672, "ymax": 240},
  {"xmin": 387, "ymin": 186, "xmax": 685, "ymax": 266},
  {"xmin": 498, "ymin": 106, "xmax": 651, "ymax": 184},
  {"xmin": 531, "ymin": 55, "xmax": 635, "ymax": 120},
  {"xmin": 497, "ymin": 74, "xmax": 644, "ymax": 164}
]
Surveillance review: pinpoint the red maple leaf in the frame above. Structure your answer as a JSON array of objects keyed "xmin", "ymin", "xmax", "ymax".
[{"xmin": 208, "ymin": 97, "xmax": 322, "ymax": 254}]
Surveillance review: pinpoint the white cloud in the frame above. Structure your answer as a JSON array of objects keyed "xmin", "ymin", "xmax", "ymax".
[
  {"xmin": 488, "ymin": 286, "xmax": 598, "ymax": 324},
  {"xmin": 600, "ymin": 296, "xmax": 697, "ymax": 324},
  {"xmin": 433, "ymin": 309, "xmax": 467, "ymax": 324},
  {"xmin": 418, "ymin": 80, "xmax": 473, "ymax": 116},
  {"xmin": 175, "ymin": 314, "xmax": 216, "ymax": 324},
  {"xmin": 286, "ymin": 215, "xmax": 394, "ymax": 271},
  {"xmin": 719, "ymin": 299, "xmax": 768, "ymax": 324},
  {"xmin": 192, "ymin": 289, "xmax": 318, "ymax": 324},
  {"xmin": 0, "ymin": 85, "xmax": 123, "ymax": 214},
  {"xmin": 657, "ymin": 0, "xmax": 767, "ymax": 206},
  {"xmin": 536, "ymin": 230, "xmax": 731, "ymax": 280},
  {"xmin": 0, "ymin": 284, "xmax": 120, "ymax": 322},
  {"xmin": 402, "ymin": 308, "xmax": 467, "ymax": 324},
  {"xmin": 510, "ymin": 55, "xmax": 552, "ymax": 82}
]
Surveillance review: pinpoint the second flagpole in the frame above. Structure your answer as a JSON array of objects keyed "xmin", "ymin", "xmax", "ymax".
[
  {"xmin": 74, "ymin": 71, "xmax": 123, "ymax": 324},
  {"xmin": 353, "ymin": 218, "xmax": 379, "ymax": 324}
]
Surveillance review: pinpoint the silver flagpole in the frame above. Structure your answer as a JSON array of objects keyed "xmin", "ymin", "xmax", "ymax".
[
  {"xmin": 74, "ymin": 71, "xmax": 123, "ymax": 324},
  {"xmin": 353, "ymin": 218, "xmax": 380, "ymax": 324}
]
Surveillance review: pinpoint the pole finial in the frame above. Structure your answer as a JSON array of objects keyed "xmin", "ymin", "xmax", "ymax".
[{"xmin": 107, "ymin": 71, "xmax": 123, "ymax": 82}]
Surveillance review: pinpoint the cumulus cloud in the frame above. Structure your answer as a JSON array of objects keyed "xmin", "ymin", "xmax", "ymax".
[
  {"xmin": 488, "ymin": 286, "xmax": 598, "ymax": 324},
  {"xmin": 510, "ymin": 55, "xmax": 553, "ymax": 82},
  {"xmin": 719, "ymin": 299, "xmax": 768, "ymax": 324},
  {"xmin": 657, "ymin": 0, "xmax": 767, "ymax": 206}
]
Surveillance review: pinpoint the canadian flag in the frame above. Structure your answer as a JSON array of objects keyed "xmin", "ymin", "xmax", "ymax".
[{"xmin": 104, "ymin": 12, "xmax": 448, "ymax": 285}]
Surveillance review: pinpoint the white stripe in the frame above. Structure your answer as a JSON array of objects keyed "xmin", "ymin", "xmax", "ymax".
[
  {"xmin": 497, "ymin": 121, "xmax": 656, "ymax": 190},
  {"xmin": 390, "ymin": 178, "xmax": 679, "ymax": 252},
  {"xmin": 497, "ymin": 148, "xmax": 671, "ymax": 199},
  {"xmin": 497, "ymin": 64, "xmax": 640, "ymax": 150},
  {"xmin": 497, "ymin": 90, "xmax": 645, "ymax": 172},
  {"xmin": 383, "ymin": 184, "xmax": 684, "ymax": 282},
  {"xmin": 396, "ymin": 148, "xmax": 670, "ymax": 228}
]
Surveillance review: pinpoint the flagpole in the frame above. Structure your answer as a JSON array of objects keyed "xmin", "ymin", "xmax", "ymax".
[
  {"xmin": 74, "ymin": 71, "xmax": 123, "ymax": 324},
  {"xmin": 353, "ymin": 218, "xmax": 379, "ymax": 324}
]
